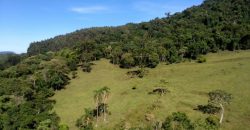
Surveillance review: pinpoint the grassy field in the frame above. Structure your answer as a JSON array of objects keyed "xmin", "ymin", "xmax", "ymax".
[{"xmin": 52, "ymin": 50, "xmax": 250, "ymax": 130}]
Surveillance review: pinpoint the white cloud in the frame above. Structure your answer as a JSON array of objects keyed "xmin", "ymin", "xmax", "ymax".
[
  {"xmin": 70, "ymin": 6, "xmax": 108, "ymax": 14},
  {"xmin": 133, "ymin": 1, "xmax": 183, "ymax": 15}
]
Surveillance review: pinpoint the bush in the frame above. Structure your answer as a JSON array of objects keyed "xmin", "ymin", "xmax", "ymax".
[
  {"xmin": 197, "ymin": 56, "xmax": 206, "ymax": 63},
  {"xmin": 120, "ymin": 53, "xmax": 135, "ymax": 68},
  {"xmin": 148, "ymin": 87, "xmax": 170, "ymax": 96},
  {"xmin": 59, "ymin": 124, "xmax": 69, "ymax": 130},
  {"xmin": 138, "ymin": 68, "xmax": 147, "ymax": 78},
  {"xmin": 195, "ymin": 116, "xmax": 220, "ymax": 130},
  {"xmin": 162, "ymin": 112, "xmax": 194, "ymax": 130},
  {"xmin": 82, "ymin": 63, "xmax": 92, "ymax": 72},
  {"xmin": 188, "ymin": 41, "xmax": 209, "ymax": 59},
  {"xmin": 67, "ymin": 60, "xmax": 78, "ymax": 71},
  {"xmin": 127, "ymin": 69, "xmax": 148, "ymax": 78},
  {"xmin": 196, "ymin": 104, "xmax": 221, "ymax": 114},
  {"xmin": 205, "ymin": 116, "xmax": 220, "ymax": 129},
  {"xmin": 48, "ymin": 71, "xmax": 70, "ymax": 90},
  {"xmin": 147, "ymin": 53, "xmax": 160, "ymax": 68},
  {"xmin": 76, "ymin": 108, "xmax": 94, "ymax": 130},
  {"xmin": 72, "ymin": 71, "xmax": 77, "ymax": 79}
]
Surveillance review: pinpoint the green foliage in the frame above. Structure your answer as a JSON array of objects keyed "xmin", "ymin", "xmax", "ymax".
[
  {"xmin": 37, "ymin": 119, "xmax": 53, "ymax": 130},
  {"xmin": 93, "ymin": 103, "xmax": 110, "ymax": 117},
  {"xmin": 48, "ymin": 70, "xmax": 70, "ymax": 90},
  {"xmin": 147, "ymin": 52, "xmax": 160, "ymax": 68},
  {"xmin": 27, "ymin": 0, "xmax": 250, "ymax": 68},
  {"xmin": 2, "ymin": 0, "xmax": 250, "ymax": 129},
  {"xmin": 59, "ymin": 124, "xmax": 69, "ymax": 130},
  {"xmin": 0, "ymin": 53, "xmax": 22, "ymax": 70},
  {"xmin": 167, "ymin": 46, "xmax": 180, "ymax": 64},
  {"xmin": 239, "ymin": 35, "xmax": 250, "ymax": 49},
  {"xmin": 5, "ymin": 54, "xmax": 22, "ymax": 66},
  {"xmin": 205, "ymin": 116, "xmax": 220, "ymax": 129},
  {"xmin": 188, "ymin": 41, "xmax": 209, "ymax": 59},
  {"xmin": 0, "ymin": 99, "xmax": 59, "ymax": 129},
  {"xmin": 120, "ymin": 53, "xmax": 135, "ymax": 68},
  {"xmin": 148, "ymin": 86, "xmax": 170, "ymax": 96},
  {"xmin": 196, "ymin": 104, "xmax": 220, "ymax": 114},
  {"xmin": 76, "ymin": 108, "xmax": 94, "ymax": 130},
  {"xmin": 208, "ymin": 90, "xmax": 232, "ymax": 106},
  {"xmin": 67, "ymin": 59, "xmax": 78, "ymax": 71},
  {"xmin": 0, "ymin": 52, "xmax": 74, "ymax": 129},
  {"xmin": 72, "ymin": 71, "xmax": 77, "ymax": 79},
  {"xmin": 195, "ymin": 116, "xmax": 220, "ymax": 130},
  {"xmin": 93, "ymin": 86, "xmax": 111, "ymax": 117},
  {"xmin": 138, "ymin": 68, "xmax": 148, "ymax": 78},
  {"xmin": 127, "ymin": 68, "xmax": 148, "ymax": 78},
  {"xmin": 162, "ymin": 112, "xmax": 194, "ymax": 130},
  {"xmin": 82, "ymin": 62, "xmax": 92, "ymax": 73},
  {"xmin": 197, "ymin": 55, "xmax": 207, "ymax": 63}
]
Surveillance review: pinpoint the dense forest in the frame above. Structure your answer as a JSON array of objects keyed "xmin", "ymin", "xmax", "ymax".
[
  {"xmin": 0, "ymin": 0, "xmax": 250, "ymax": 129},
  {"xmin": 28, "ymin": 0, "xmax": 250, "ymax": 66}
]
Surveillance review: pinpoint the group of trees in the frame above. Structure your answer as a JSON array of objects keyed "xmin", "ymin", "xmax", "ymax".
[
  {"xmin": 0, "ymin": 50, "xmax": 233, "ymax": 130},
  {"xmin": 0, "ymin": 51, "xmax": 76, "ymax": 129},
  {"xmin": 0, "ymin": 53, "xmax": 23, "ymax": 70},
  {"xmin": 27, "ymin": 0, "xmax": 249, "ymax": 69},
  {"xmin": 76, "ymin": 87, "xmax": 111, "ymax": 130},
  {"xmin": 114, "ymin": 90, "xmax": 232, "ymax": 130}
]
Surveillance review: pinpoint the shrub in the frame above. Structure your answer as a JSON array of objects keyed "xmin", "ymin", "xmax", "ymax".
[
  {"xmin": 138, "ymin": 68, "xmax": 147, "ymax": 78},
  {"xmin": 72, "ymin": 71, "xmax": 77, "ymax": 79},
  {"xmin": 67, "ymin": 60, "xmax": 78, "ymax": 71},
  {"xmin": 197, "ymin": 56, "xmax": 206, "ymax": 63},
  {"xmin": 195, "ymin": 116, "xmax": 220, "ymax": 130},
  {"xmin": 82, "ymin": 63, "xmax": 92, "ymax": 72},
  {"xmin": 76, "ymin": 108, "xmax": 94, "ymax": 130},
  {"xmin": 162, "ymin": 112, "xmax": 194, "ymax": 130},
  {"xmin": 148, "ymin": 87, "xmax": 170, "ymax": 96},
  {"xmin": 147, "ymin": 53, "xmax": 160, "ymax": 68},
  {"xmin": 120, "ymin": 53, "xmax": 135, "ymax": 68},
  {"xmin": 205, "ymin": 116, "xmax": 220, "ymax": 128},
  {"xmin": 59, "ymin": 124, "xmax": 69, "ymax": 130},
  {"xmin": 196, "ymin": 104, "xmax": 221, "ymax": 114},
  {"xmin": 127, "ymin": 69, "xmax": 148, "ymax": 78}
]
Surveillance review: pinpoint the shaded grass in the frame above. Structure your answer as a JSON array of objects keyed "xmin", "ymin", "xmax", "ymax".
[{"xmin": 53, "ymin": 50, "xmax": 250, "ymax": 130}]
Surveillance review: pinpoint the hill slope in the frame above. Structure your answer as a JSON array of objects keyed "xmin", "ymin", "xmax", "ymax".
[
  {"xmin": 28, "ymin": 0, "xmax": 250, "ymax": 56},
  {"xmin": 53, "ymin": 50, "xmax": 250, "ymax": 130},
  {"xmin": 1, "ymin": 0, "xmax": 249, "ymax": 129}
]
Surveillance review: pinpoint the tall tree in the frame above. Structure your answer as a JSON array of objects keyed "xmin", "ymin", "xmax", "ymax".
[
  {"xmin": 93, "ymin": 89, "xmax": 102, "ymax": 127},
  {"xmin": 208, "ymin": 90, "xmax": 232, "ymax": 124},
  {"xmin": 100, "ymin": 87, "xmax": 110, "ymax": 122}
]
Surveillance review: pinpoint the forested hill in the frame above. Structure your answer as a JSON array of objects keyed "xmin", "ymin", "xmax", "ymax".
[{"xmin": 28, "ymin": 0, "xmax": 250, "ymax": 56}]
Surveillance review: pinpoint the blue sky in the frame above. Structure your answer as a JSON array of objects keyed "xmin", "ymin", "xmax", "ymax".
[{"xmin": 0, "ymin": 0, "xmax": 203, "ymax": 53}]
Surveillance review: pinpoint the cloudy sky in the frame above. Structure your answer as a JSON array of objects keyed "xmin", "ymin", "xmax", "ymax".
[{"xmin": 0, "ymin": 0, "xmax": 203, "ymax": 53}]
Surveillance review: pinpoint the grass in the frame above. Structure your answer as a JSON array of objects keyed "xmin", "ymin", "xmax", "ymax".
[{"xmin": 52, "ymin": 50, "xmax": 250, "ymax": 130}]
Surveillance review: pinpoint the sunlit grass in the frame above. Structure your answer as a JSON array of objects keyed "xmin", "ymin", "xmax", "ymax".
[{"xmin": 53, "ymin": 50, "xmax": 250, "ymax": 130}]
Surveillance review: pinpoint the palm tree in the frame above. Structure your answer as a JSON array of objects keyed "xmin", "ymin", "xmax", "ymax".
[
  {"xmin": 100, "ymin": 87, "xmax": 111, "ymax": 122},
  {"xmin": 93, "ymin": 89, "xmax": 102, "ymax": 127}
]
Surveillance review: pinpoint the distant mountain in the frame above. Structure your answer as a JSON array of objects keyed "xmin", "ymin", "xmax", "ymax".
[{"xmin": 0, "ymin": 51, "xmax": 15, "ymax": 55}]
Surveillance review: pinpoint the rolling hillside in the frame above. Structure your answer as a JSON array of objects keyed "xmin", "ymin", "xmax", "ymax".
[
  {"xmin": 1, "ymin": 0, "xmax": 250, "ymax": 129},
  {"xmin": 53, "ymin": 50, "xmax": 250, "ymax": 130}
]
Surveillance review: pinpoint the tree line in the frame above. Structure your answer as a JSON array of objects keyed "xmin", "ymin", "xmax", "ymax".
[{"xmin": 27, "ymin": 0, "xmax": 250, "ymax": 69}]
